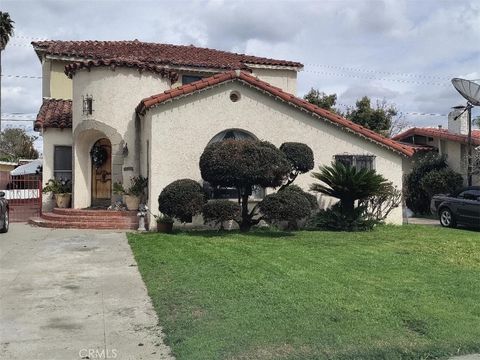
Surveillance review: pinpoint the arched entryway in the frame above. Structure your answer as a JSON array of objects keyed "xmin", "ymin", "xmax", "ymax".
[{"xmin": 90, "ymin": 138, "xmax": 112, "ymax": 207}]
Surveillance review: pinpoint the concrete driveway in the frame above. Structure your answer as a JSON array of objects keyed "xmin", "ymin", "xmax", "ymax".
[{"xmin": 0, "ymin": 224, "xmax": 173, "ymax": 360}]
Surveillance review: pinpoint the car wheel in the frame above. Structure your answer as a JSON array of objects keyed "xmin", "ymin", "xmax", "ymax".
[
  {"xmin": 439, "ymin": 208, "xmax": 456, "ymax": 228},
  {"xmin": 0, "ymin": 210, "xmax": 9, "ymax": 233}
]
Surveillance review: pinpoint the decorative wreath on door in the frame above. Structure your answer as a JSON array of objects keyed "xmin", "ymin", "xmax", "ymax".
[{"xmin": 90, "ymin": 145, "xmax": 108, "ymax": 169}]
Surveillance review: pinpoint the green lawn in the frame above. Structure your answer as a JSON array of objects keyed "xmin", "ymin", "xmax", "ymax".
[{"xmin": 128, "ymin": 225, "xmax": 480, "ymax": 360}]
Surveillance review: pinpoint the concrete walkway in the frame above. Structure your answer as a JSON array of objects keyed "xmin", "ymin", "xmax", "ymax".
[
  {"xmin": 0, "ymin": 224, "xmax": 173, "ymax": 360},
  {"xmin": 405, "ymin": 217, "xmax": 440, "ymax": 226}
]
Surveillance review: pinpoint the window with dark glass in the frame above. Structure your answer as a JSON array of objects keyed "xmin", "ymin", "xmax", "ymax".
[
  {"xmin": 334, "ymin": 154, "xmax": 375, "ymax": 171},
  {"xmin": 54, "ymin": 146, "xmax": 72, "ymax": 181},
  {"xmin": 457, "ymin": 190, "xmax": 480, "ymax": 201},
  {"xmin": 182, "ymin": 75, "xmax": 203, "ymax": 85}
]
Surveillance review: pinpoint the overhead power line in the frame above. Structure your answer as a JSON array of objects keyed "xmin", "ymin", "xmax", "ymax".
[
  {"xmin": 5, "ymin": 43, "xmax": 33, "ymax": 48},
  {"xmin": 305, "ymin": 63, "xmax": 452, "ymax": 81},
  {"xmin": 12, "ymin": 35, "xmax": 47, "ymax": 41},
  {"xmin": 304, "ymin": 70, "xmax": 448, "ymax": 87},
  {"xmin": 1, "ymin": 74, "xmax": 43, "ymax": 79}
]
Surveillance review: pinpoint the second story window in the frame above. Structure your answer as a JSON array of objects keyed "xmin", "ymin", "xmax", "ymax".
[
  {"xmin": 82, "ymin": 95, "xmax": 94, "ymax": 115},
  {"xmin": 182, "ymin": 75, "xmax": 203, "ymax": 85}
]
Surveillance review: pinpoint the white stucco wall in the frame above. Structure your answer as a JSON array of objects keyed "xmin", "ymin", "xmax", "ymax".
[
  {"xmin": 71, "ymin": 67, "xmax": 170, "ymax": 208},
  {"xmin": 41, "ymin": 128, "xmax": 73, "ymax": 211},
  {"xmin": 250, "ymin": 68, "xmax": 298, "ymax": 95},
  {"xmin": 145, "ymin": 81, "xmax": 406, "ymax": 225}
]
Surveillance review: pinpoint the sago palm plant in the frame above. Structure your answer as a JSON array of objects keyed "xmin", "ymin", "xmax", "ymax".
[{"xmin": 310, "ymin": 161, "xmax": 388, "ymax": 217}]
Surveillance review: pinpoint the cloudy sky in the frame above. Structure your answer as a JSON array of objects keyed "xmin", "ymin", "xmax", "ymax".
[{"xmin": 2, "ymin": 0, "xmax": 480, "ymax": 138}]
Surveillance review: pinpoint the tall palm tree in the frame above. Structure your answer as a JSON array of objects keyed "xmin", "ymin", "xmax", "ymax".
[
  {"xmin": 0, "ymin": 12, "xmax": 15, "ymax": 131},
  {"xmin": 310, "ymin": 161, "xmax": 388, "ymax": 216}
]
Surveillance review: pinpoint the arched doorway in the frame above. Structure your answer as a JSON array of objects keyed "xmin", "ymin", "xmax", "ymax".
[{"xmin": 90, "ymin": 138, "xmax": 112, "ymax": 207}]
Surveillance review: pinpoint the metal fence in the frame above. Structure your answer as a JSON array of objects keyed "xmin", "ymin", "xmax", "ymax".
[{"xmin": 0, "ymin": 172, "xmax": 42, "ymax": 222}]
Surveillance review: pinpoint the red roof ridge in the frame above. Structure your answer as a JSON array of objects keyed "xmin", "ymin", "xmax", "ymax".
[
  {"xmin": 393, "ymin": 127, "xmax": 480, "ymax": 146},
  {"xmin": 32, "ymin": 40, "xmax": 303, "ymax": 70},
  {"xmin": 137, "ymin": 70, "xmax": 417, "ymax": 157}
]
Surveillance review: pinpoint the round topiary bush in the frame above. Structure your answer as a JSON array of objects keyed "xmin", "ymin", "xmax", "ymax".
[
  {"xmin": 259, "ymin": 189, "xmax": 311, "ymax": 229},
  {"xmin": 200, "ymin": 139, "xmax": 291, "ymax": 188},
  {"xmin": 200, "ymin": 139, "xmax": 291, "ymax": 232},
  {"xmin": 281, "ymin": 185, "xmax": 318, "ymax": 210},
  {"xmin": 280, "ymin": 142, "xmax": 314, "ymax": 174},
  {"xmin": 158, "ymin": 179, "xmax": 206, "ymax": 223},
  {"xmin": 202, "ymin": 200, "xmax": 240, "ymax": 228}
]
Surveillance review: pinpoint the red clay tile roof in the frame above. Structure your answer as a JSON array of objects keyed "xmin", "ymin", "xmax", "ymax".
[
  {"xmin": 137, "ymin": 70, "xmax": 418, "ymax": 157},
  {"xmin": 393, "ymin": 127, "xmax": 480, "ymax": 146},
  {"xmin": 32, "ymin": 40, "xmax": 303, "ymax": 70},
  {"xmin": 64, "ymin": 58, "xmax": 180, "ymax": 82},
  {"xmin": 34, "ymin": 98, "xmax": 72, "ymax": 131}
]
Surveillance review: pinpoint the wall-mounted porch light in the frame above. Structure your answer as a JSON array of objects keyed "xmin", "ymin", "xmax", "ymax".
[
  {"xmin": 122, "ymin": 143, "xmax": 129, "ymax": 157},
  {"xmin": 82, "ymin": 95, "xmax": 94, "ymax": 115}
]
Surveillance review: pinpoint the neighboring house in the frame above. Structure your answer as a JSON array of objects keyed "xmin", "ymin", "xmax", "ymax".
[
  {"xmin": 393, "ymin": 106, "xmax": 480, "ymax": 185},
  {"xmin": 32, "ymin": 40, "xmax": 420, "ymax": 225},
  {"xmin": 0, "ymin": 161, "xmax": 17, "ymax": 189}
]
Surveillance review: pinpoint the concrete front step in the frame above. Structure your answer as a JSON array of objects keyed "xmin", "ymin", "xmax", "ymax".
[
  {"xmin": 29, "ymin": 208, "xmax": 140, "ymax": 230},
  {"xmin": 29, "ymin": 217, "xmax": 139, "ymax": 230},
  {"xmin": 52, "ymin": 208, "xmax": 138, "ymax": 217},
  {"xmin": 42, "ymin": 212, "xmax": 138, "ymax": 224}
]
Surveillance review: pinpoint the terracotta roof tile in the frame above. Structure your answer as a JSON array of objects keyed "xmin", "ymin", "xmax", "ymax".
[
  {"xmin": 32, "ymin": 40, "xmax": 303, "ymax": 71},
  {"xmin": 35, "ymin": 98, "xmax": 72, "ymax": 131},
  {"xmin": 393, "ymin": 127, "xmax": 480, "ymax": 146},
  {"xmin": 64, "ymin": 58, "xmax": 180, "ymax": 82},
  {"xmin": 137, "ymin": 70, "xmax": 417, "ymax": 157}
]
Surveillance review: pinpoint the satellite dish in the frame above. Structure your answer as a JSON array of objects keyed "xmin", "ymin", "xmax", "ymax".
[{"xmin": 451, "ymin": 78, "xmax": 480, "ymax": 106}]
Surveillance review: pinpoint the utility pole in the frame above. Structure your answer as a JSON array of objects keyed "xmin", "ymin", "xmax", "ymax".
[{"xmin": 467, "ymin": 103, "xmax": 472, "ymax": 186}]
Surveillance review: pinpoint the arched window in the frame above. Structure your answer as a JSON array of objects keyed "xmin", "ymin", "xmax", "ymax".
[
  {"xmin": 207, "ymin": 129, "xmax": 256, "ymax": 145},
  {"xmin": 204, "ymin": 129, "xmax": 264, "ymax": 200}
]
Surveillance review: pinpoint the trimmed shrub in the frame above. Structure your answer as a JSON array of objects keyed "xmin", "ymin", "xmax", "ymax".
[
  {"xmin": 280, "ymin": 142, "xmax": 315, "ymax": 174},
  {"xmin": 259, "ymin": 189, "xmax": 311, "ymax": 229},
  {"xmin": 158, "ymin": 179, "xmax": 206, "ymax": 223},
  {"xmin": 405, "ymin": 153, "xmax": 463, "ymax": 214},
  {"xmin": 420, "ymin": 168, "xmax": 463, "ymax": 197},
  {"xmin": 281, "ymin": 185, "xmax": 318, "ymax": 210},
  {"xmin": 200, "ymin": 139, "xmax": 290, "ymax": 189},
  {"xmin": 202, "ymin": 200, "xmax": 240, "ymax": 229},
  {"xmin": 200, "ymin": 139, "xmax": 291, "ymax": 232}
]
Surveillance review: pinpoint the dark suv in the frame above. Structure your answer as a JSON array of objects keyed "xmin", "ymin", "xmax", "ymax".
[
  {"xmin": 0, "ymin": 191, "xmax": 9, "ymax": 233},
  {"xmin": 430, "ymin": 186, "xmax": 480, "ymax": 228}
]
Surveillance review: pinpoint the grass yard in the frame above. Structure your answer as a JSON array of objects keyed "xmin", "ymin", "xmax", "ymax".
[{"xmin": 128, "ymin": 225, "xmax": 480, "ymax": 360}]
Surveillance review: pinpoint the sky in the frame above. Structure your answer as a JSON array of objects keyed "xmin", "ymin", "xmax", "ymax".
[{"xmin": 1, "ymin": 0, "xmax": 480, "ymax": 144}]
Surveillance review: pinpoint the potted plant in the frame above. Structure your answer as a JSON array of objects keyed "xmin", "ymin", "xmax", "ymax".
[
  {"xmin": 42, "ymin": 178, "xmax": 72, "ymax": 208},
  {"xmin": 154, "ymin": 213, "xmax": 174, "ymax": 233},
  {"xmin": 113, "ymin": 176, "xmax": 148, "ymax": 210}
]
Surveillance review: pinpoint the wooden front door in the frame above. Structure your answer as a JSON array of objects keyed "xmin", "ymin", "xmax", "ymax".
[{"xmin": 91, "ymin": 138, "xmax": 112, "ymax": 206}]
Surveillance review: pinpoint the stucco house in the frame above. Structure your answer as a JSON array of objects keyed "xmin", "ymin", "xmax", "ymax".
[
  {"xmin": 31, "ymin": 40, "xmax": 421, "ymax": 227},
  {"xmin": 393, "ymin": 106, "xmax": 480, "ymax": 185}
]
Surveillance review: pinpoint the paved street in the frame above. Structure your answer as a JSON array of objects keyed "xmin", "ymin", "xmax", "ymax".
[{"xmin": 0, "ymin": 224, "xmax": 173, "ymax": 360}]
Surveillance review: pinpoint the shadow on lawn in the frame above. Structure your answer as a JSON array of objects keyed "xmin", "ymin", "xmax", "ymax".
[{"xmin": 175, "ymin": 229, "xmax": 296, "ymax": 238}]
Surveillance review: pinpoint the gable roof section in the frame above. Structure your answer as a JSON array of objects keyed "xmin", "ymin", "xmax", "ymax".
[
  {"xmin": 34, "ymin": 98, "xmax": 72, "ymax": 131},
  {"xmin": 137, "ymin": 70, "xmax": 418, "ymax": 157},
  {"xmin": 32, "ymin": 40, "xmax": 303, "ymax": 71},
  {"xmin": 393, "ymin": 127, "xmax": 480, "ymax": 146}
]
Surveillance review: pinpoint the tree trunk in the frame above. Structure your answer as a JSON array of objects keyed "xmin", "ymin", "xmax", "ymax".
[
  {"xmin": 239, "ymin": 192, "xmax": 251, "ymax": 232},
  {"xmin": 341, "ymin": 197, "xmax": 355, "ymax": 218}
]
